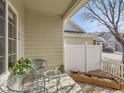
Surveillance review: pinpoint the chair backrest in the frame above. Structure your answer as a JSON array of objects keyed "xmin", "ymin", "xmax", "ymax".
[{"xmin": 33, "ymin": 59, "xmax": 47, "ymax": 70}]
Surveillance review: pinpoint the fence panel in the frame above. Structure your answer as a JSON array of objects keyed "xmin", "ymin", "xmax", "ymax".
[
  {"xmin": 101, "ymin": 58, "xmax": 124, "ymax": 80},
  {"xmin": 64, "ymin": 43, "xmax": 101, "ymax": 73},
  {"xmin": 86, "ymin": 45, "xmax": 101, "ymax": 72},
  {"xmin": 64, "ymin": 44, "xmax": 86, "ymax": 72}
]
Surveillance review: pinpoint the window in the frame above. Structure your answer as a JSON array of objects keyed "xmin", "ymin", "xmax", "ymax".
[
  {"xmin": 0, "ymin": 0, "xmax": 5, "ymax": 74},
  {"xmin": 0, "ymin": 0, "xmax": 17, "ymax": 74},
  {"xmin": 8, "ymin": 8, "xmax": 17, "ymax": 68}
]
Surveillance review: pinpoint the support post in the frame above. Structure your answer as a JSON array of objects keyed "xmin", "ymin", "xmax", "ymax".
[
  {"xmin": 100, "ymin": 42, "xmax": 103, "ymax": 70},
  {"xmin": 85, "ymin": 42, "xmax": 87, "ymax": 72}
]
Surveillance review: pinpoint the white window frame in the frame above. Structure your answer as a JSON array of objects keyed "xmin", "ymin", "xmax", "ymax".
[{"xmin": 4, "ymin": 0, "xmax": 18, "ymax": 72}]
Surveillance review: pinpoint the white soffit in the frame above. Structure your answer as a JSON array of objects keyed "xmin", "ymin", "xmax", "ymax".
[{"xmin": 23, "ymin": 0, "xmax": 75, "ymax": 16}]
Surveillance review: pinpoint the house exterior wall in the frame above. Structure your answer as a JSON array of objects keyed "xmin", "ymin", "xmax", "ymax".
[
  {"xmin": 25, "ymin": 11, "xmax": 63, "ymax": 67},
  {"xmin": 65, "ymin": 37, "xmax": 94, "ymax": 45},
  {"xmin": 10, "ymin": 0, "xmax": 25, "ymax": 58},
  {"xmin": 107, "ymin": 36, "xmax": 122, "ymax": 52},
  {"xmin": 64, "ymin": 33, "xmax": 96, "ymax": 45}
]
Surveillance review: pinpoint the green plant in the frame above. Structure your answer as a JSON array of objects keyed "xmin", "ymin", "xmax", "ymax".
[
  {"xmin": 58, "ymin": 65, "xmax": 64, "ymax": 73},
  {"xmin": 103, "ymin": 47, "xmax": 115, "ymax": 53},
  {"xmin": 11, "ymin": 57, "xmax": 34, "ymax": 75}
]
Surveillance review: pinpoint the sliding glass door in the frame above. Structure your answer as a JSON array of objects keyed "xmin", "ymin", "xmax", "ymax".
[
  {"xmin": 0, "ymin": 0, "xmax": 5, "ymax": 74},
  {"xmin": 8, "ymin": 8, "xmax": 17, "ymax": 68},
  {"xmin": 0, "ymin": 0, "xmax": 17, "ymax": 74}
]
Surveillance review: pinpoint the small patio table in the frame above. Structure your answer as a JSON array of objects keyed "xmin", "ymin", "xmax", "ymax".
[
  {"xmin": 44, "ymin": 73, "xmax": 83, "ymax": 93},
  {"xmin": 0, "ymin": 72, "xmax": 82, "ymax": 93}
]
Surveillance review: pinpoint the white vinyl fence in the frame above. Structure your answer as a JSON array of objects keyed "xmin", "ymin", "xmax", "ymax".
[
  {"xmin": 101, "ymin": 57, "xmax": 124, "ymax": 80},
  {"xmin": 64, "ymin": 43, "xmax": 102, "ymax": 73}
]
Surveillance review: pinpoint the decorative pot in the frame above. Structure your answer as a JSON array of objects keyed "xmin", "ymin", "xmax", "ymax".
[{"xmin": 7, "ymin": 74, "xmax": 25, "ymax": 93}]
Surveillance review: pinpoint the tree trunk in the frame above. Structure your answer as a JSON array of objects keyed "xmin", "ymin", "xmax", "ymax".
[
  {"xmin": 114, "ymin": 36, "xmax": 124, "ymax": 64},
  {"xmin": 122, "ymin": 46, "xmax": 124, "ymax": 64}
]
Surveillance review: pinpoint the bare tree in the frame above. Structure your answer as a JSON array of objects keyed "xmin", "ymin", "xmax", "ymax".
[{"xmin": 83, "ymin": 0, "xmax": 124, "ymax": 63}]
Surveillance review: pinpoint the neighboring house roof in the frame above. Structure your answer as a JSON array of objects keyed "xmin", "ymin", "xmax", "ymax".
[
  {"xmin": 64, "ymin": 21, "xmax": 79, "ymax": 32},
  {"xmin": 64, "ymin": 32, "xmax": 96, "ymax": 40},
  {"xmin": 64, "ymin": 20, "xmax": 96, "ymax": 40},
  {"xmin": 64, "ymin": 19, "xmax": 85, "ymax": 33},
  {"xmin": 99, "ymin": 32, "xmax": 124, "ymax": 42},
  {"xmin": 107, "ymin": 36, "xmax": 116, "ymax": 42},
  {"xmin": 96, "ymin": 36, "xmax": 106, "ymax": 42},
  {"xmin": 69, "ymin": 19, "xmax": 85, "ymax": 32},
  {"xmin": 99, "ymin": 32, "xmax": 112, "ymax": 41},
  {"xmin": 65, "ymin": 30, "xmax": 84, "ymax": 33}
]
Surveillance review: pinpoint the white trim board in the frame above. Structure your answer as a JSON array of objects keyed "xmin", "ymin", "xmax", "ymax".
[{"xmin": 3, "ymin": 0, "xmax": 18, "ymax": 72}]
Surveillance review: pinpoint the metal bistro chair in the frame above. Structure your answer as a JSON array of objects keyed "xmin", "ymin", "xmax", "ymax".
[
  {"xmin": 22, "ymin": 73, "xmax": 48, "ymax": 93},
  {"xmin": 33, "ymin": 58, "xmax": 47, "ymax": 70},
  {"xmin": 44, "ymin": 69, "xmax": 61, "ymax": 93},
  {"xmin": 32, "ymin": 58, "xmax": 47, "ymax": 76}
]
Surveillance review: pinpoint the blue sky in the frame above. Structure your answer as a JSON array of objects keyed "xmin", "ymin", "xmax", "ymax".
[{"xmin": 71, "ymin": 7, "xmax": 104, "ymax": 33}]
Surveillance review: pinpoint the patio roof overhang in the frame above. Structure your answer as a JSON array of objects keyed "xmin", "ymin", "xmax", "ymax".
[
  {"xmin": 23, "ymin": 0, "xmax": 88, "ymax": 20},
  {"xmin": 62, "ymin": 0, "xmax": 88, "ymax": 20}
]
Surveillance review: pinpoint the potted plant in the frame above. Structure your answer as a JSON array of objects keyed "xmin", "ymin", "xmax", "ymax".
[
  {"xmin": 11, "ymin": 57, "xmax": 34, "ymax": 75},
  {"xmin": 8, "ymin": 57, "xmax": 34, "ymax": 92}
]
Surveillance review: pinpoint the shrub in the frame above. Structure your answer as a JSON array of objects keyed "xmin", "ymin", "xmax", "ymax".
[
  {"xmin": 11, "ymin": 57, "xmax": 34, "ymax": 75},
  {"xmin": 103, "ymin": 47, "xmax": 115, "ymax": 53}
]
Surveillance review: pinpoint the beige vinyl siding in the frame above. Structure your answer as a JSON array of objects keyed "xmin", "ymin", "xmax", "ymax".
[
  {"xmin": 25, "ymin": 11, "xmax": 63, "ymax": 67},
  {"xmin": 65, "ymin": 37, "xmax": 94, "ymax": 45},
  {"xmin": 10, "ymin": 0, "xmax": 25, "ymax": 58},
  {"xmin": 64, "ymin": 33, "xmax": 96, "ymax": 45}
]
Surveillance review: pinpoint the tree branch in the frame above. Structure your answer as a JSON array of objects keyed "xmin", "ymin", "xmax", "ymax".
[
  {"xmin": 116, "ymin": 0, "xmax": 123, "ymax": 27},
  {"xmin": 86, "ymin": 4, "xmax": 108, "ymax": 26},
  {"xmin": 92, "ymin": 0, "xmax": 112, "ymax": 24},
  {"xmin": 86, "ymin": 2, "xmax": 115, "ymax": 30},
  {"xmin": 84, "ymin": 0, "xmax": 124, "ymax": 63},
  {"xmin": 101, "ymin": 0, "xmax": 113, "ymax": 23}
]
